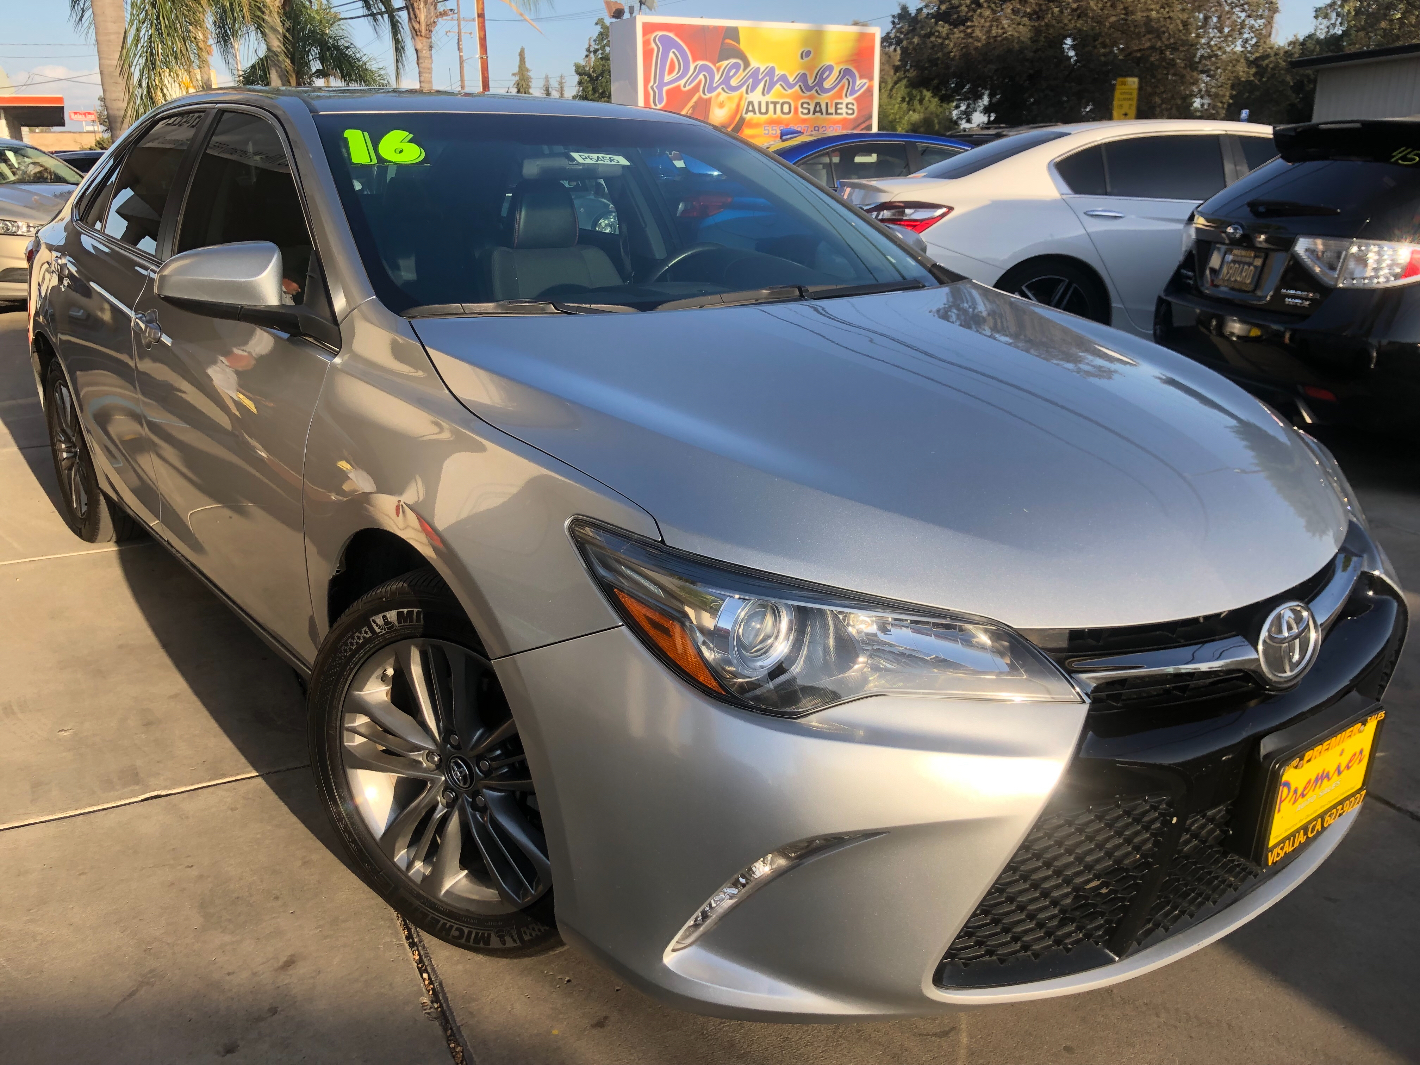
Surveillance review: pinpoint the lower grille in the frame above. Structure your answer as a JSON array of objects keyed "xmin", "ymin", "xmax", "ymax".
[
  {"xmin": 1134, "ymin": 805, "xmax": 1260, "ymax": 949},
  {"xmin": 0, "ymin": 267, "xmax": 29, "ymax": 284},
  {"xmin": 937, "ymin": 798, "xmax": 1266, "ymax": 989}
]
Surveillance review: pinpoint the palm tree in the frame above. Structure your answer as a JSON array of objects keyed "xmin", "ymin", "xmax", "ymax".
[
  {"xmin": 69, "ymin": 0, "xmax": 130, "ymax": 135},
  {"xmin": 70, "ymin": 0, "xmax": 403, "ymax": 128},
  {"xmin": 241, "ymin": 0, "xmax": 387, "ymax": 85},
  {"xmin": 406, "ymin": 0, "xmax": 549, "ymax": 93}
]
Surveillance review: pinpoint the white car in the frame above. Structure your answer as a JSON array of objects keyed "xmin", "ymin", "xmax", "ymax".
[{"xmin": 841, "ymin": 120, "xmax": 1278, "ymax": 337}]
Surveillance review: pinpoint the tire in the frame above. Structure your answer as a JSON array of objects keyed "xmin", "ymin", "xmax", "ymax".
[
  {"xmin": 44, "ymin": 360, "xmax": 141, "ymax": 543},
  {"xmin": 996, "ymin": 258, "xmax": 1111, "ymax": 324},
  {"xmin": 310, "ymin": 568, "xmax": 561, "ymax": 955}
]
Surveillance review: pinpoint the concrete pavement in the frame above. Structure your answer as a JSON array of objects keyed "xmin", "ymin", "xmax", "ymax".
[{"xmin": 2, "ymin": 305, "xmax": 1417, "ymax": 1064}]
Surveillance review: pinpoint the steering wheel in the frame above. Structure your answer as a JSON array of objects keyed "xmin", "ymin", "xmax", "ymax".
[{"xmin": 642, "ymin": 243, "xmax": 722, "ymax": 284}]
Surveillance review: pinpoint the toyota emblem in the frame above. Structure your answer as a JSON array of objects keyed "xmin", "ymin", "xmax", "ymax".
[
  {"xmin": 1224, "ymin": 224, "xmax": 1245, "ymax": 242},
  {"xmin": 447, "ymin": 756, "xmax": 474, "ymax": 790},
  {"xmin": 1257, "ymin": 602, "xmax": 1319, "ymax": 685}
]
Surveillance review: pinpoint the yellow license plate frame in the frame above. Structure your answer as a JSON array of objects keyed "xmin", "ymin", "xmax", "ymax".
[{"xmin": 1263, "ymin": 709, "xmax": 1384, "ymax": 867}]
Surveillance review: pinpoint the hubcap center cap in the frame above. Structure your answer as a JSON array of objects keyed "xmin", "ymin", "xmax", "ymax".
[{"xmin": 446, "ymin": 756, "xmax": 474, "ymax": 790}]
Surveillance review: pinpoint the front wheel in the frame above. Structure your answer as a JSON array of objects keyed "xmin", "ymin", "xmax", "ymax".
[
  {"xmin": 309, "ymin": 568, "xmax": 560, "ymax": 954},
  {"xmin": 996, "ymin": 259, "xmax": 1111, "ymax": 324}
]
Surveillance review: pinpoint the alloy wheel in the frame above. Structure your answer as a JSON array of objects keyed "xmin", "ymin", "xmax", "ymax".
[
  {"xmin": 48, "ymin": 376, "xmax": 89, "ymax": 521},
  {"xmin": 339, "ymin": 638, "xmax": 551, "ymax": 915},
  {"xmin": 1013, "ymin": 274, "xmax": 1092, "ymax": 317}
]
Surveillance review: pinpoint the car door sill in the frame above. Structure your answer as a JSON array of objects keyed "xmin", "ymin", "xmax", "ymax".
[{"xmin": 109, "ymin": 498, "xmax": 315, "ymax": 679}]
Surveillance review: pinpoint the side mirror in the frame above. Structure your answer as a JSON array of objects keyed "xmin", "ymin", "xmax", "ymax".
[{"xmin": 155, "ymin": 241, "xmax": 339, "ymax": 349}]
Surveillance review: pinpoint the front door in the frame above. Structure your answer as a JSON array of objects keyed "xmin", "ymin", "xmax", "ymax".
[
  {"xmin": 1063, "ymin": 134, "xmax": 1228, "ymax": 334},
  {"xmin": 133, "ymin": 108, "xmax": 337, "ymax": 656},
  {"xmin": 53, "ymin": 111, "xmax": 205, "ymax": 522}
]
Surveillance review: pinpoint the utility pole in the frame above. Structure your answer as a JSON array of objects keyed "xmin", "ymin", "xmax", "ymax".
[
  {"xmin": 476, "ymin": 0, "xmax": 490, "ymax": 93},
  {"xmin": 456, "ymin": 0, "xmax": 467, "ymax": 91}
]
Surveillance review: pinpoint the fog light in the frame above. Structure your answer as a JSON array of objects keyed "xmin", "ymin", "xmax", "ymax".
[{"xmin": 669, "ymin": 833, "xmax": 880, "ymax": 952}]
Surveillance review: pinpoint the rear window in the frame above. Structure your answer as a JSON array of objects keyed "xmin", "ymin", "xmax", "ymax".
[
  {"xmin": 1239, "ymin": 135, "xmax": 1278, "ymax": 173},
  {"xmin": 1200, "ymin": 157, "xmax": 1420, "ymax": 236},
  {"xmin": 917, "ymin": 129, "xmax": 1069, "ymax": 179}
]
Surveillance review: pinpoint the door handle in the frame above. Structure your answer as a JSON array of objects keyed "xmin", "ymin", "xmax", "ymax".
[
  {"xmin": 1083, "ymin": 209, "xmax": 1125, "ymax": 219},
  {"xmin": 135, "ymin": 310, "xmax": 162, "ymax": 347}
]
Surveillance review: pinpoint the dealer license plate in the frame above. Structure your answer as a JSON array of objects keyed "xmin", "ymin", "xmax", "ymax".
[
  {"xmin": 1214, "ymin": 247, "xmax": 1265, "ymax": 292},
  {"xmin": 1264, "ymin": 710, "xmax": 1383, "ymax": 867}
]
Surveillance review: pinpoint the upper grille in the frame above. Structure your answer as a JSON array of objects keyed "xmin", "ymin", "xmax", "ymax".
[
  {"xmin": 1086, "ymin": 670, "xmax": 1261, "ymax": 712},
  {"xmin": 937, "ymin": 798, "xmax": 1266, "ymax": 988}
]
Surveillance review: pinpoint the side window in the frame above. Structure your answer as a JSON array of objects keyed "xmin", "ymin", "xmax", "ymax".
[
  {"xmin": 916, "ymin": 143, "xmax": 964, "ymax": 169},
  {"xmin": 1055, "ymin": 146, "xmax": 1107, "ymax": 195},
  {"xmin": 79, "ymin": 154, "xmax": 124, "ymax": 228},
  {"xmin": 176, "ymin": 110, "xmax": 319, "ymax": 308},
  {"xmin": 1240, "ymin": 136, "xmax": 1279, "ymax": 173},
  {"xmin": 98, "ymin": 112, "xmax": 204, "ymax": 255},
  {"xmin": 1102, "ymin": 135, "xmax": 1227, "ymax": 201},
  {"xmin": 831, "ymin": 142, "xmax": 911, "ymax": 182},
  {"xmin": 796, "ymin": 149, "xmax": 835, "ymax": 187}
]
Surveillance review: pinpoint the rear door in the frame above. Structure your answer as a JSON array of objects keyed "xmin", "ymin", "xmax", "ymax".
[
  {"xmin": 131, "ymin": 107, "xmax": 338, "ymax": 653},
  {"xmin": 1060, "ymin": 134, "xmax": 1229, "ymax": 332},
  {"xmin": 53, "ymin": 111, "xmax": 205, "ymax": 523}
]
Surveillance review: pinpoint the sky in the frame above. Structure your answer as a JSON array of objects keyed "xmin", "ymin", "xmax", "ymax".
[{"xmin": 1, "ymin": 0, "xmax": 1322, "ymax": 133}]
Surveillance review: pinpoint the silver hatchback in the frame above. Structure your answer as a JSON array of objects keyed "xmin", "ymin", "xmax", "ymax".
[{"xmin": 26, "ymin": 90, "xmax": 1406, "ymax": 1019}]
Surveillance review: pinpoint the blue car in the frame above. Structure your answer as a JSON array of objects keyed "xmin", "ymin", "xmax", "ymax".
[{"xmin": 771, "ymin": 131, "xmax": 975, "ymax": 192}]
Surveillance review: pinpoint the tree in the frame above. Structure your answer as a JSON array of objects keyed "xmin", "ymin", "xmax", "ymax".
[
  {"xmin": 73, "ymin": 0, "xmax": 130, "ymax": 135},
  {"xmin": 70, "ymin": 0, "xmax": 401, "ymax": 128},
  {"xmin": 513, "ymin": 47, "xmax": 533, "ymax": 93},
  {"xmin": 1315, "ymin": 0, "xmax": 1420, "ymax": 50},
  {"xmin": 542, "ymin": 73, "xmax": 552, "ymax": 96},
  {"xmin": 557, "ymin": 73, "xmax": 566, "ymax": 98},
  {"xmin": 887, "ymin": 0, "xmax": 1274, "ymax": 126},
  {"xmin": 574, "ymin": 17, "xmax": 611, "ymax": 101},
  {"xmin": 877, "ymin": 47, "xmax": 954, "ymax": 135},
  {"xmin": 241, "ymin": 0, "xmax": 387, "ymax": 86}
]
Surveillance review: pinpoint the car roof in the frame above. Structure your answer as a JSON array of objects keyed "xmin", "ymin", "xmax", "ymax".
[
  {"xmin": 158, "ymin": 86, "xmax": 685, "ymax": 125},
  {"xmin": 1040, "ymin": 118, "xmax": 1273, "ymax": 138},
  {"xmin": 774, "ymin": 130, "xmax": 973, "ymax": 160}
]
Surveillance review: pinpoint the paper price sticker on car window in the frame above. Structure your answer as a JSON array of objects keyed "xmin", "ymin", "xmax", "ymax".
[
  {"xmin": 567, "ymin": 152, "xmax": 630, "ymax": 166},
  {"xmin": 343, "ymin": 129, "xmax": 427, "ymax": 165}
]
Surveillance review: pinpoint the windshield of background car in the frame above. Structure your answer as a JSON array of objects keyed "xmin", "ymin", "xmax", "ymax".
[
  {"xmin": 314, "ymin": 113, "xmax": 936, "ymax": 313},
  {"xmin": 915, "ymin": 129, "xmax": 1069, "ymax": 179},
  {"xmin": 0, "ymin": 143, "xmax": 81, "ymax": 185},
  {"xmin": 1199, "ymin": 156, "xmax": 1420, "ymax": 237}
]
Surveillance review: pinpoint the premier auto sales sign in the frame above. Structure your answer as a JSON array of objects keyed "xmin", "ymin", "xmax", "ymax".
[{"xmin": 609, "ymin": 16, "xmax": 880, "ymax": 146}]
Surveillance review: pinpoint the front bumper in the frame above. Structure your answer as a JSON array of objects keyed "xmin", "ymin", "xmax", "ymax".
[
  {"xmin": 0, "ymin": 234, "xmax": 30, "ymax": 300},
  {"xmin": 495, "ymin": 563, "xmax": 1405, "ymax": 1019}
]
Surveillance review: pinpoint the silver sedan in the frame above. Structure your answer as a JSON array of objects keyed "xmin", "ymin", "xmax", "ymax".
[{"xmin": 25, "ymin": 89, "xmax": 1406, "ymax": 1020}]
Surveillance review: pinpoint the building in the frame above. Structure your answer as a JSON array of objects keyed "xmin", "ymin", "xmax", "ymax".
[{"xmin": 1292, "ymin": 42, "xmax": 1420, "ymax": 121}]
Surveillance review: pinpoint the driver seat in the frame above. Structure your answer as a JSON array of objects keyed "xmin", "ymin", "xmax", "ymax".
[{"xmin": 485, "ymin": 181, "xmax": 622, "ymax": 300}]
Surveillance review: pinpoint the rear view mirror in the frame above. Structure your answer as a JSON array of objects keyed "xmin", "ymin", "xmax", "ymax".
[{"xmin": 155, "ymin": 241, "xmax": 340, "ymax": 349}]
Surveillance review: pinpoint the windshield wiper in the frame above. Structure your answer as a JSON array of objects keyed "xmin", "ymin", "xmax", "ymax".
[
  {"xmin": 653, "ymin": 286, "xmax": 805, "ymax": 311},
  {"xmin": 801, "ymin": 279, "xmax": 927, "ymax": 300},
  {"xmin": 404, "ymin": 300, "xmax": 639, "ymax": 318},
  {"xmin": 1247, "ymin": 199, "xmax": 1342, "ymax": 218}
]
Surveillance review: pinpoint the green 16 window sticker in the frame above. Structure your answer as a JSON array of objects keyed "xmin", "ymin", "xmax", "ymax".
[{"xmin": 343, "ymin": 129, "xmax": 427, "ymax": 165}]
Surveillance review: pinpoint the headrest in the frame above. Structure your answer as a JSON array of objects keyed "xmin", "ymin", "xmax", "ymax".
[{"xmin": 507, "ymin": 180, "xmax": 578, "ymax": 250}]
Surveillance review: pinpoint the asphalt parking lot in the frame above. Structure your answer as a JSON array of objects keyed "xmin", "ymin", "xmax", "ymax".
[{"xmin": 1, "ymin": 303, "xmax": 1417, "ymax": 1065}]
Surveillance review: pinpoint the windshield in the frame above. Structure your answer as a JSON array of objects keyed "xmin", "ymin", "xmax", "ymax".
[
  {"xmin": 0, "ymin": 143, "xmax": 81, "ymax": 185},
  {"xmin": 315, "ymin": 113, "xmax": 935, "ymax": 314},
  {"xmin": 917, "ymin": 129, "xmax": 1069, "ymax": 180}
]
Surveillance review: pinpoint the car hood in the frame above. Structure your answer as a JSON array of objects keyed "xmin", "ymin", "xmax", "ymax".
[
  {"xmin": 415, "ymin": 282, "xmax": 1346, "ymax": 630},
  {"xmin": 0, "ymin": 183, "xmax": 74, "ymax": 222}
]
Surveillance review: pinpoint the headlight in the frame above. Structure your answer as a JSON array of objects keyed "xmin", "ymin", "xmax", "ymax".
[
  {"xmin": 1181, "ymin": 211, "xmax": 1197, "ymax": 258},
  {"xmin": 0, "ymin": 219, "xmax": 44, "ymax": 237},
  {"xmin": 1293, "ymin": 236, "xmax": 1420, "ymax": 289},
  {"xmin": 569, "ymin": 519, "xmax": 1080, "ymax": 716}
]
